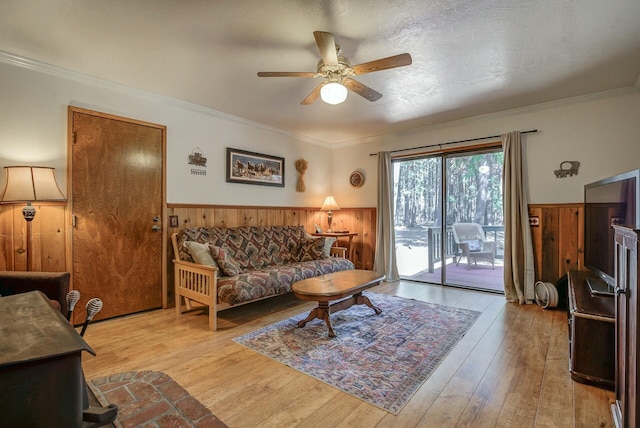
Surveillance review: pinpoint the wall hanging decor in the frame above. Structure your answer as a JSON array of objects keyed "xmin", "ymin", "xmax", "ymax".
[
  {"xmin": 188, "ymin": 147, "xmax": 207, "ymax": 176},
  {"xmin": 295, "ymin": 158, "xmax": 308, "ymax": 192},
  {"xmin": 554, "ymin": 161, "xmax": 580, "ymax": 178},
  {"xmin": 350, "ymin": 170, "xmax": 365, "ymax": 188},
  {"xmin": 226, "ymin": 148, "xmax": 284, "ymax": 187}
]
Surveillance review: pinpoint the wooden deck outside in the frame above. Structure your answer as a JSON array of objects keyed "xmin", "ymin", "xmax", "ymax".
[
  {"xmin": 405, "ymin": 257, "xmax": 504, "ymax": 293},
  {"xmin": 396, "ymin": 225, "xmax": 505, "ymax": 293}
]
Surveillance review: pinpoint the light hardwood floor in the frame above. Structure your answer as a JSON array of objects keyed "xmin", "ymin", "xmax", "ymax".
[{"xmin": 81, "ymin": 281, "xmax": 614, "ymax": 427}]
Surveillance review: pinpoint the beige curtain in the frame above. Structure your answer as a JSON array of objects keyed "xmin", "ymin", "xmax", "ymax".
[
  {"xmin": 502, "ymin": 131, "xmax": 535, "ymax": 303},
  {"xmin": 373, "ymin": 151, "xmax": 399, "ymax": 281}
]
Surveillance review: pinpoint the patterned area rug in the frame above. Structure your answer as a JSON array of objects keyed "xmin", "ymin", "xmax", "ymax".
[
  {"xmin": 89, "ymin": 371, "xmax": 228, "ymax": 428},
  {"xmin": 233, "ymin": 292, "xmax": 481, "ymax": 414}
]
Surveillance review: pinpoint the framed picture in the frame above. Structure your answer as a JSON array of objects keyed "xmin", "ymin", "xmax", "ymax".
[{"xmin": 226, "ymin": 148, "xmax": 285, "ymax": 187}]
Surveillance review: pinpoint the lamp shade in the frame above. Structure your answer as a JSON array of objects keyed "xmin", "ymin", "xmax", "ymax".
[
  {"xmin": 0, "ymin": 166, "xmax": 65, "ymax": 202},
  {"xmin": 320, "ymin": 82, "xmax": 347, "ymax": 105},
  {"xmin": 321, "ymin": 196, "xmax": 341, "ymax": 211}
]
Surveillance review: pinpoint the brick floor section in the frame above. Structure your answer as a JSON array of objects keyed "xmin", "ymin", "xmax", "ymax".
[{"xmin": 89, "ymin": 371, "xmax": 228, "ymax": 428}]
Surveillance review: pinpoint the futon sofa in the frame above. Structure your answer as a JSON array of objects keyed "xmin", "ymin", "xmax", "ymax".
[{"xmin": 171, "ymin": 225, "xmax": 354, "ymax": 330}]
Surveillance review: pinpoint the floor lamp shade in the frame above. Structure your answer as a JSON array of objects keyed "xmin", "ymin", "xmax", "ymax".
[{"xmin": 1, "ymin": 166, "xmax": 66, "ymax": 221}]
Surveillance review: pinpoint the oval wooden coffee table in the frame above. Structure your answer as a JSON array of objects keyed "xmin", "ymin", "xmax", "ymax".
[{"xmin": 292, "ymin": 269, "xmax": 386, "ymax": 337}]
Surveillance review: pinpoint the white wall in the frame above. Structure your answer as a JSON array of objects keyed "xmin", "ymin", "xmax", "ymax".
[
  {"xmin": 2, "ymin": 56, "xmax": 639, "ymax": 210},
  {"xmin": 331, "ymin": 88, "xmax": 640, "ymax": 206},
  {"xmin": 0, "ymin": 59, "xmax": 333, "ymax": 208}
]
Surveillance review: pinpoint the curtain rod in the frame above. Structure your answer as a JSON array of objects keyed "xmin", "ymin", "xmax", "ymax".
[{"xmin": 368, "ymin": 129, "xmax": 538, "ymax": 156}]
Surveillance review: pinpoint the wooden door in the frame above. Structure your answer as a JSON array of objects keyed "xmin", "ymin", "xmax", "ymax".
[{"xmin": 70, "ymin": 107, "xmax": 165, "ymax": 324}]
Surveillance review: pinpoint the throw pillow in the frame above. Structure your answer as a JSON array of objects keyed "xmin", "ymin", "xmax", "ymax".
[
  {"xmin": 466, "ymin": 239, "xmax": 482, "ymax": 252},
  {"xmin": 209, "ymin": 246, "xmax": 243, "ymax": 276},
  {"xmin": 183, "ymin": 241, "xmax": 219, "ymax": 268},
  {"xmin": 303, "ymin": 233, "xmax": 336, "ymax": 258},
  {"xmin": 297, "ymin": 238, "xmax": 326, "ymax": 262},
  {"xmin": 322, "ymin": 237, "xmax": 336, "ymax": 257}
]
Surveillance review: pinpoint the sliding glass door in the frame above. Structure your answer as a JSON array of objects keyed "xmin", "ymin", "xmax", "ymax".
[
  {"xmin": 394, "ymin": 148, "xmax": 504, "ymax": 292},
  {"xmin": 394, "ymin": 156, "xmax": 443, "ymax": 279}
]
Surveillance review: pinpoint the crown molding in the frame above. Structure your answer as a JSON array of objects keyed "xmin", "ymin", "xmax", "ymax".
[
  {"xmin": 2, "ymin": 50, "xmax": 637, "ymax": 151},
  {"xmin": 0, "ymin": 50, "xmax": 333, "ymax": 148},
  {"xmin": 332, "ymin": 85, "xmax": 640, "ymax": 148}
]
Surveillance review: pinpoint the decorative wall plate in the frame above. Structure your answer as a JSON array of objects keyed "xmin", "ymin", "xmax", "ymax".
[{"xmin": 350, "ymin": 171, "xmax": 365, "ymax": 188}]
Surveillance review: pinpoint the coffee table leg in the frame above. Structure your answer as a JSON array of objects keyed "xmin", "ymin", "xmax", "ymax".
[
  {"xmin": 298, "ymin": 302, "xmax": 336, "ymax": 337},
  {"xmin": 354, "ymin": 292, "xmax": 382, "ymax": 314},
  {"xmin": 297, "ymin": 307, "xmax": 319, "ymax": 328},
  {"xmin": 319, "ymin": 302, "xmax": 336, "ymax": 337}
]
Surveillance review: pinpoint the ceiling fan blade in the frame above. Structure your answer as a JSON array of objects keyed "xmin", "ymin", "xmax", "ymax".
[
  {"xmin": 313, "ymin": 31, "xmax": 338, "ymax": 66},
  {"xmin": 352, "ymin": 53, "xmax": 412, "ymax": 75},
  {"xmin": 257, "ymin": 71, "xmax": 317, "ymax": 78},
  {"xmin": 301, "ymin": 83, "xmax": 324, "ymax": 105},
  {"xmin": 342, "ymin": 78, "xmax": 382, "ymax": 102}
]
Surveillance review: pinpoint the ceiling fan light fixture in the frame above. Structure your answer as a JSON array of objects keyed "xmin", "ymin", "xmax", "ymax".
[
  {"xmin": 320, "ymin": 82, "xmax": 347, "ymax": 105},
  {"xmin": 258, "ymin": 31, "xmax": 411, "ymax": 105}
]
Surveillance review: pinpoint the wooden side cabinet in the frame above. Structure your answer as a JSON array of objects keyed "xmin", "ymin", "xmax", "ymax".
[
  {"xmin": 0, "ymin": 291, "xmax": 95, "ymax": 427},
  {"xmin": 612, "ymin": 226, "xmax": 639, "ymax": 428},
  {"xmin": 568, "ymin": 270, "xmax": 616, "ymax": 389}
]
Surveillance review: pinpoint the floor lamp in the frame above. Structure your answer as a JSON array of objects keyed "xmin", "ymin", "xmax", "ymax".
[{"xmin": 0, "ymin": 166, "xmax": 66, "ymax": 271}]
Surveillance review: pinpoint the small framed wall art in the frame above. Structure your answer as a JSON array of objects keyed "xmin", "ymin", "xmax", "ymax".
[{"xmin": 226, "ymin": 148, "xmax": 285, "ymax": 187}]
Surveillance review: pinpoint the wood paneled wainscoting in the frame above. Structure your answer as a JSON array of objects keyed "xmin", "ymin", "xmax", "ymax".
[
  {"xmin": 529, "ymin": 203, "xmax": 584, "ymax": 285},
  {"xmin": 0, "ymin": 203, "xmax": 67, "ymax": 272},
  {"xmin": 165, "ymin": 204, "xmax": 377, "ymax": 305},
  {"xmin": 0, "ymin": 203, "xmax": 376, "ymax": 309},
  {"xmin": 1, "ymin": 202, "xmax": 581, "ymax": 305}
]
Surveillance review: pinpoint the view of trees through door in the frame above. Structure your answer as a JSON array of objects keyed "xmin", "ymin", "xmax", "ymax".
[{"xmin": 394, "ymin": 147, "xmax": 504, "ymax": 292}]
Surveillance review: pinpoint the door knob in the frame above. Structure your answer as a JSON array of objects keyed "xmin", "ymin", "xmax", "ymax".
[
  {"xmin": 152, "ymin": 216, "xmax": 160, "ymax": 222},
  {"xmin": 152, "ymin": 225, "xmax": 161, "ymax": 232}
]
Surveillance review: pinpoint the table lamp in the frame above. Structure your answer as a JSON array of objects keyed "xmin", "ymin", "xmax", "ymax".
[{"xmin": 321, "ymin": 195, "xmax": 340, "ymax": 232}]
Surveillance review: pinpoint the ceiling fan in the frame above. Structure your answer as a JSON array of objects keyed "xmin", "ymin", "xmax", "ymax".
[{"xmin": 257, "ymin": 31, "xmax": 412, "ymax": 105}]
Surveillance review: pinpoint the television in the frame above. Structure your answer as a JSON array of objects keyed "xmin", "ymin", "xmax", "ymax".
[{"xmin": 584, "ymin": 169, "xmax": 640, "ymax": 295}]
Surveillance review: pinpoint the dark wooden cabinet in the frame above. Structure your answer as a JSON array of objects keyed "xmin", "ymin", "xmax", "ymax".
[
  {"xmin": 568, "ymin": 270, "xmax": 615, "ymax": 389},
  {"xmin": 0, "ymin": 291, "xmax": 95, "ymax": 427},
  {"xmin": 612, "ymin": 226, "xmax": 639, "ymax": 428}
]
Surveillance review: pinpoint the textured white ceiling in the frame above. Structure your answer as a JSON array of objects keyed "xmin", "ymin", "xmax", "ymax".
[{"xmin": 1, "ymin": 0, "xmax": 639, "ymax": 144}]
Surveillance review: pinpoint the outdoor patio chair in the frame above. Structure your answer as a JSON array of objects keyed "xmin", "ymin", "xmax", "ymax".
[{"xmin": 451, "ymin": 223, "xmax": 496, "ymax": 270}]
